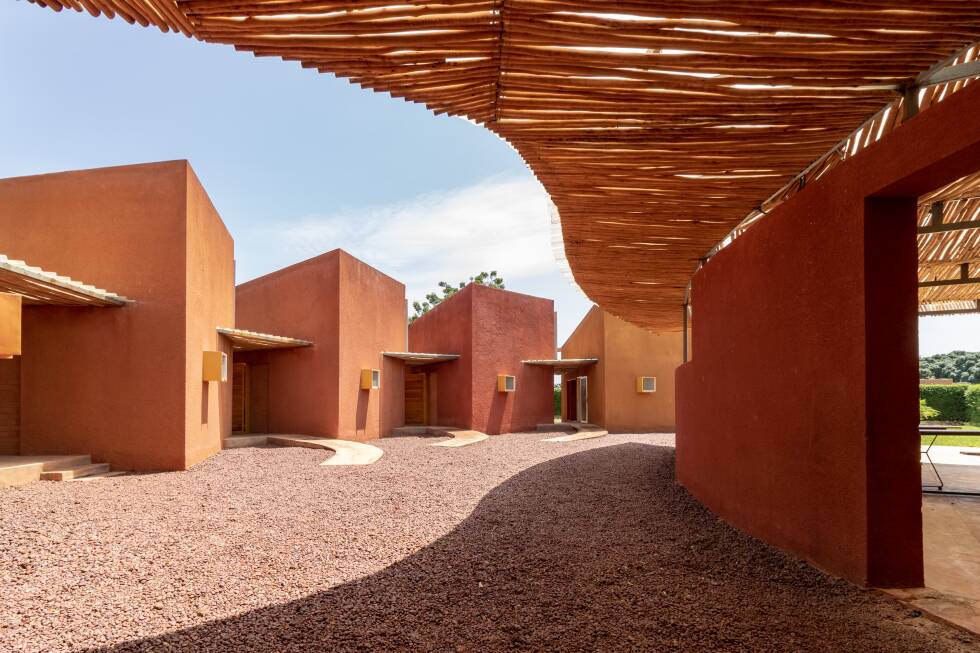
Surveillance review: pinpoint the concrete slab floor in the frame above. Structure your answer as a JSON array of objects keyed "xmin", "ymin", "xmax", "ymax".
[
  {"xmin": 889, "ymin": 494, "xmax": 980, "ymax": 636},
  {"xmin": 921, "ymin": 446, "xmax": 980, "ymax": 495},
  {"xmin": 923, "ymin": 446, "xmax": 980, "ymax": 467}
]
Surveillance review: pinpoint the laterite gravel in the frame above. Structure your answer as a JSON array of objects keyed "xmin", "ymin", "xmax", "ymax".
[{"xmin": 1, "ymin": 432, "xmax": 976, "ymax": 652}]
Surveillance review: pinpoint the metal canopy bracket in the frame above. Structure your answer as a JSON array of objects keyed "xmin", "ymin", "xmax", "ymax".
[
  {"xmin": 918, "ymin": 219, "xmax": 980, "ymax": 235},
  {"xmin": 919, "ymin": 59, "xmax": 980, "ymax": 87},
  {"xmin": 903, "ymin": 85, "xmax": 920, "ymax": 119}
]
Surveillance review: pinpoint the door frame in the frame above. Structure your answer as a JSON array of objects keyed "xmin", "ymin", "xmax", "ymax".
[{"xmin": 576, "ymin": 375, "xmax": 588, "ymax": 423}]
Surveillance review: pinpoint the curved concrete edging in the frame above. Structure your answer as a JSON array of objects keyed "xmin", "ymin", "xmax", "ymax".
[
  {"xmin": 389, "ymin": 426, "xmax": 489, "ymax": 447},
  {"xmin": 223, "ymin": 434, "xmax": 384, "ymax": 466},
  {"xmin": 427, "ymin": 428, "xmax": 489, "ymax": 448},
  {"xmin": 542, "ymin": 422, "xmax": 608, "ymax": 442}
]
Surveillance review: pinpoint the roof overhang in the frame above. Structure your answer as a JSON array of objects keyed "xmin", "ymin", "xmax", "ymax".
[
  {"xmin": 217, "ymin": 327, "xmax": 313, "ymax": 351},
  {"xmin": 0, "ymin": 255, "xmax": 130, "ymax": 307},
  {"xmin": 919, "ymin": 299, "xmax": 980, "ymax": 316},
  {"xmin": 523, "ymin": 358, "xmax": 599, "ymax": 369},
  {"xmin": 382, "ymin": 352, "xmax": 460, "ymax": 365},
  {"xmin": 20, "ymin": 2, "xmax": 980, "ymax": 331}
]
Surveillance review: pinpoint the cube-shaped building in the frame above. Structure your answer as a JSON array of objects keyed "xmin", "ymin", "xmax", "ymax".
[
  {"xmin": 559, "ymin": 306, "xmax": 682, "ymax": 432},
  {"xmin": 0, "ymin": 161, "xmax": 234, "ymax": 471},
  {"xmin": 405, "ymin": 283, "xmax": 555, "ymax": 434},
  {"xmin": 233, "ymin": 249, "xmax": 407, "ymax": 441}
]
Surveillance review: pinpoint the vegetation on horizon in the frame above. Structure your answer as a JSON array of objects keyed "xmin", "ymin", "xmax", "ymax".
[
  {"xmin": 919, "ymin": 350, "xmax": 980, "ymax": 384},
  {"xmin": 410, "ymin": 271, "xmax": 505, "ymax": 323}
]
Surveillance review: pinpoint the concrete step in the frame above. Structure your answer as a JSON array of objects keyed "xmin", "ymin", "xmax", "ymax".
[
  {"xmin": 222, "ymin": 435, "xmax": 270, "ymax": 449},
  {"xmin": 66, "ymin": 470, "xmax": 128, "ymax": 482},
  {"xmin": 38, "ymin": 455, "xmax": 92, "ymax": 471},
  {"xmin": 389, "ymin": 426, "xmax": 431, "ymax": 436},
  {"xmin": 40, "ymin": 462, "xmax": 111, "ymax": 481},
  {"xmin": 0, "ymin": 454, "xmax": 94, "ymax": 489},
  {"xmin": 537, "ymin": 423, "xmax": 574, "ymax": 432}
]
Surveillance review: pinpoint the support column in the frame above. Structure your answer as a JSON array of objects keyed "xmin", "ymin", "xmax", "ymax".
[{"xmin": 864, "ymin": 196, "xmax": 923, "ymax": 588}]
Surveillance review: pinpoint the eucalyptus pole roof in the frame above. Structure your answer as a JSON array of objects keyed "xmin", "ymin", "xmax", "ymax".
[
  {"xmin": 917, "ymin": 171, "xmax": 980, "ymax": 315},
  {"xmin": 24, "ymin": 0, "xmax": 980, "ymax": 328}
]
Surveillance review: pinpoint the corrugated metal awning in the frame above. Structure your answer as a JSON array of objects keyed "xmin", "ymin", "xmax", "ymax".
[
  {"xmin": 523, "ymin": 358, "xmax": 598, "ymax": 369},
  {"xmin": 919, "ymin": 299, "xmax": 980, "ymax": 316},
  {"xmin": 217, "ymin": 327, "xmax": 313, "ymax": 351},
  {"xmin": 0, "ymin": 255, "xmax": 130, "ymax": 307},
  {"xmin": 383, "ymin": 352, "xmax": 460, "ymax": 365}
]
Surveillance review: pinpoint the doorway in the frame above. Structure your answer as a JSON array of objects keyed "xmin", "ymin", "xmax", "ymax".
[
  {"xmin": 231, "ymin": 361, "xmax": 269, "ymax": 434},
  {"xmin": 231, "ymin": 362, "xmax": 248, "ymax": 434},
  {"xmin": 0, "ymin": 356, "xmax": 20, "ymax": 454},
  {"xmin": 565, "ymin": 378, "xmax": 577, "ymax": 421},
  {"xmin": 576, "ymin": 375, "xmax": 588, "ymax": 423},
  {"xmin": 405, "ymin": 370, "xmax": 427, "ymax": 425}
]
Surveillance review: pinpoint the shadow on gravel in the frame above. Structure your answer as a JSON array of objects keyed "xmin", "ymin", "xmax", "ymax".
[{"xmin": 87, "ymin": 443, "xmax": 972, "ymax": 652}]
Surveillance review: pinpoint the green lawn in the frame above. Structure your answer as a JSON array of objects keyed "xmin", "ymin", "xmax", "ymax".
[{"xmin": 921, "ymin": 424, "xmax": 980, "ymax": 447}]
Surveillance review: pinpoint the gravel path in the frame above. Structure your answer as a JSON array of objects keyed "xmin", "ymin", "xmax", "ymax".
[{"xmin": 1, "ymin": 432, "xmax": 976, "ymax": 652}]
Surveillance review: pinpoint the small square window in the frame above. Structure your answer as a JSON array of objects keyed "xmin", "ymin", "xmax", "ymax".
[{"xmin": 636, "ymin": 376, "xmax": 656, "ymax": 393}]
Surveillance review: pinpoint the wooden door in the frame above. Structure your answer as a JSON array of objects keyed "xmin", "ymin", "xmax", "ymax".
[
  {"xmin": 0, "ymin": 356, "xmax": 19, "ymax": 454},
  {"xmin": 405, "ymin": 371, "xmax": 427, "ymax": 425},
  {"xmin": 249, "ymin": 363, "xmax": 270, "ymax": 433},
  {"xmin": 565, "ymin": 378, "xmax": 577, "ymax": 421},
  {"xmin": 231, "ymin": 363, "xmax": 248, "ymax": 434}
]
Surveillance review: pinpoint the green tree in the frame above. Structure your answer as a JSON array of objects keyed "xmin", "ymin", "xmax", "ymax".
[
  {"xmin": 410, "ymin": 271, "xmax": 505, "ymax": 323},
  {"xmin": 920, "ymin": 351, "xmax": 980, "ymax": 383}
]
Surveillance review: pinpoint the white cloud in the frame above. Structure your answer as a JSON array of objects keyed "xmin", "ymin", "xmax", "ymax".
[
  {"xmin": 237, "ymin": 175, "xmax": 566, "ymax": 307},
  {"xmin": 237, "ymin": 181, "xmax": 980, "ymax": 350}
]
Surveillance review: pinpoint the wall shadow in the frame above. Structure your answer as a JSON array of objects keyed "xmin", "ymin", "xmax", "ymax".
[
  {"xmin": 200, "ymin": 382, "xmax": 209, "ymax": 424},
  {"xmin": 485, "ymin": 376, "xmax": 506, "ymax": 434},
  {"xmin": 355, "ymin": 388, "xmax": 368, "ymax": 433},
  {"xmin": 86, "ymin": 444, "xmax": 964, "ymax": 652}
]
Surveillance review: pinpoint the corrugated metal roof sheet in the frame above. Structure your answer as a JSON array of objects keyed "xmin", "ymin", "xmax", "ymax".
[
  {"xmin": 0, "ymin": 255, "xmax": 130, "ymax": 307},
  {"xmin": 382, "ymin": 352, "xmax": 461, "ymax": 365},
  {"xmin": 217, "ymin": 327, "xmax": 313, "ymax": 350},
  {"xmin": 523, "ymin": 358, "xmax": 598, "ymax": 369}
]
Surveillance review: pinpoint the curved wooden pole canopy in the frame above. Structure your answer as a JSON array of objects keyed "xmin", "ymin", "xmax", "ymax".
[{"xmin": 23, "ymin": 0, "xmax": 980, "ymax": 329}]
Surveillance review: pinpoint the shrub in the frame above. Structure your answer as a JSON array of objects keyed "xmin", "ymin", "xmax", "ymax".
[
  {"xmin": 966, "ymin": 385, "xmax": 980, "ymax": 425},
  {"xmin": 919, "ymin": 384, "xmax": 969, "ymax": 422},
  {"xmin": 919, "ymin": 399, "xmax": 939, "ymax": 421}
]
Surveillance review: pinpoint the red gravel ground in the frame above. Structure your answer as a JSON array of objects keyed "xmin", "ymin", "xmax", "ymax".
[{"xmin": 1, "ymin": 432, "xmax": 976, "ymax": 652}]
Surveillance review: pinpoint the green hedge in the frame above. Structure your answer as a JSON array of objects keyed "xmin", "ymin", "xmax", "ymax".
[
  {"xmin": 967, "ymin": 385, "xmax": 980, "ymax": 425},
  {"xmin": 920, "ymin": 384, "xmax": 971, "ymax": 422}
]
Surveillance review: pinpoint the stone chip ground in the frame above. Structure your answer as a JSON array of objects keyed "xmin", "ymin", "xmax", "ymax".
[{"xmin": 1, "ymin": 432, "xmax": 976, "ymax": 652}]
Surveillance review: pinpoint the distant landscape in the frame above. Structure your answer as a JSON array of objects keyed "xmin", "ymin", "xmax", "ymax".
[{"xmin": 920, "ymin": 351, "xmax": 980, "ymax": 384}]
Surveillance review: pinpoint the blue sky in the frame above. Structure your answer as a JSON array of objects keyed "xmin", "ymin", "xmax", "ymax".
[{"xmin": 1, "ymin": 1, "xmax": 976, "ymax": 354}]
